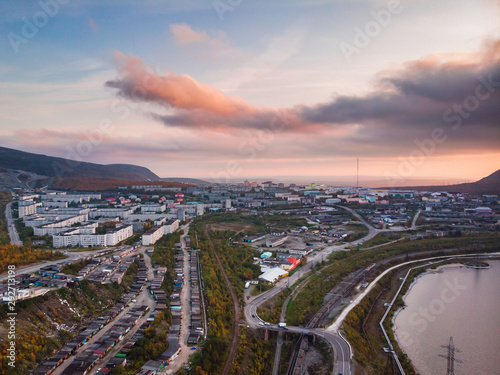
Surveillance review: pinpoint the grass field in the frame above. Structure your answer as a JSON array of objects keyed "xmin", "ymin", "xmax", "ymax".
[{"xmin": 349, "ymin": 231, "xmax": 406, "ymax": 249}]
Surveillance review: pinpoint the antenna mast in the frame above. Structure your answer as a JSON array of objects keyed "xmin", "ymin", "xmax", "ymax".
[{"xmin": 357, "ymin": 158, "xmax": 359, "ymax": 190}]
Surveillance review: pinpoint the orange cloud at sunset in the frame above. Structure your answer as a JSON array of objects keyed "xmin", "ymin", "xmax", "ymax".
[
  {"xmin": 103, "ymin": 40, "xmax": 500, "ymax": 183},
  {"xmin": 106, "ymin": 52, "xmax": 256, "ymax": 116}
]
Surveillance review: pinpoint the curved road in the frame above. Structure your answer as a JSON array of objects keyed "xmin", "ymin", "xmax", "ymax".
[
  {"xmin": 0, "ymin": 249, "xmax": 99, "ymax": 282},
  {"xmin": 244, "ymin": 255, "xmax": 352, "ymax": 374},
  {"xmin": 244, "ymin": 205, "xmax": 422, "ymax": 375},
  {"xmin": 5, "ymin": 201, "xmax": 22, "ymax": 246}
]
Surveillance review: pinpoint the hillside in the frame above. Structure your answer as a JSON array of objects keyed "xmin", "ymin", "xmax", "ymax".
[
  {"xmin": 0, "ymin": 281, "xmax": 125, "ymax": 374},
  {"xmin": 161, "ymin": 177, "xmax": 210, "ymax": 185},
  {"xmin": 0, "ymin": 146, "xmax": 160, "ymax": 184},
  {"xmin": 52, "ymin": 178, "xmax": 193, "ymax": 191},
  {"xmin": 108, "ymin": 164, "xmax": 159, "ymax": 181},
  {"xmin": 387, "ymin": 169, "xmax": 500, "ymax": 195}
]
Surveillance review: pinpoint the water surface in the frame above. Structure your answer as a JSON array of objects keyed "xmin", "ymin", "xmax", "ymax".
[{"xmin": 394, "ymin": 260, "xmax": 500, "ymax": 375}]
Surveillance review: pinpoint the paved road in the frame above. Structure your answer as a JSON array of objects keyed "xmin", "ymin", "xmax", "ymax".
[
  {"xmin": 337, "ymin": 205, "xmax": 379, "ymax": 239},
  {"xmin": 0, "ymin": 250, "xmax": 98, "ymax": 282},
  {"xmin": 5, "ymin": 201, "xmax": 22, "ymax": 246},
  {"xmin": 410, "ymin": 209, "xmax": 421, "ymax": 229},
  {"xmin": 54, "ymin": 250, "xmax": 156, "ymax": 375},
  {"xmin": 271, "ymin": 278, "xmax": 304, "ymax": 375},
  {"xmin": 244, "ymin": 250, "xmax": 353, "ymax": 375},
  {"xmin": 73, "ymin": 250, "xmax": 155, "ymax": 375},
  {"xmin": 247, "ymin": 204, "xmax": 423, "ymax": 375},
  {"xmin": 338, "ymin": 205, "xmax": 421, "ymax": 233}
]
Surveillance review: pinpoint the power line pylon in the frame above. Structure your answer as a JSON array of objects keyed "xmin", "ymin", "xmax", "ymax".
[{"xmin": 439, "ymin": 336, "xmax": 463, "ymax": 375}]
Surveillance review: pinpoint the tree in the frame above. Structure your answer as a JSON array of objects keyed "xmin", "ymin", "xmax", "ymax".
[{"xmin": 112, "ymin": 365, "xmax": 125, "ymax": 374}]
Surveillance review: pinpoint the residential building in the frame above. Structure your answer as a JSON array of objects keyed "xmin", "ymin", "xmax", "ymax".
[{"xmin": 142, "ymin": 226, "xmax": 165, "ymax": 246}]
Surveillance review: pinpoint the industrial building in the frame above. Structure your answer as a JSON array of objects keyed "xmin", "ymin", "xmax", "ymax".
[
  {"xmin": 266, "ymin": 235, "xmax": 288, "ymax": 248},
  {"xmin": 258, "ymin": 268, "xmax": 289, "ymax": 284},
  {"xmin": 242, "ymin": 234, "xmax": 266, "ymax": 243}
]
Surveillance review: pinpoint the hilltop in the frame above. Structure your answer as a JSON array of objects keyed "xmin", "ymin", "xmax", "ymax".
[
  {"xmin": 388, "ymin": 169, "xmax": 500, "ymax": 195},
  {"xmin": 0, "ymin": 146, "xmax": 160, "ymax": 189}
]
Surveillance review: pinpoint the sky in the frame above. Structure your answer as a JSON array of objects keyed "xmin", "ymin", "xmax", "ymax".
[{"xmin": 0, "ymin": 0, "xmax": 499, "ymax": 185}]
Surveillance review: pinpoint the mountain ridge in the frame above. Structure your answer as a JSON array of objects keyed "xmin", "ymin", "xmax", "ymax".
[
  {"xmin": 0, "ymin": 146, "xmax": 160, "ymax": 183},
  {"xmin": 382, "ymin": 169, "xmax": 500, "ymax": 195}
]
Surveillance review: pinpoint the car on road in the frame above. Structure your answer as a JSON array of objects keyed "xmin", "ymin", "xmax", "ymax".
[
  {"xmin": 264, "ymin": 322, "xmax": 270, "ymax": 326},
  {"xmin": 258, "ymin": 322, "xmax": 264, "ymax": 326},
  {"xmin": 251, "ymin": 314, "xmax": 255, "ymax": 318}
]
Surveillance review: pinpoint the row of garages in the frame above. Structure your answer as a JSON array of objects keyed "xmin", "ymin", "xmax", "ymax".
[
  {"xmin": 188, "ymin": 251, "xmax": 204, "ymax": 344},
  {"xmin": 32, "ymin": 259, "xmax": 149, "ymax": 375},
  {"xmin": 135, "ymin": 253, "xmax": 185, "ymax": 374},
  {"xmin": 61, "ymin": 305, "xmax": 147, "ymax": 374}
]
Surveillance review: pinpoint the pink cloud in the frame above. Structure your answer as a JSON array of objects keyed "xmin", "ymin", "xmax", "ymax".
[
  {"xmin": 169, "ymin": 23, "xmax": 231, "ymax": 58},
  {"xmin": 89, "ymin": 18, "xmax": 99, "ymax": 33},
  {"xmin": 106, "ymin": 51, "xmax": 257, "ymax": 116},
  {"xmin": 170, "ymin": 23, "xmax": 211, "ymax": 45},
  {"xmin": 106, "ymin": 38, "xmax": 500, "ymax": 153}
]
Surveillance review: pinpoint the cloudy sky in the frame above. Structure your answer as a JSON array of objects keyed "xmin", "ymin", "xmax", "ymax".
[{"xmin": 0, "ymin": 0, "xmax": 499, "ymax": 184}]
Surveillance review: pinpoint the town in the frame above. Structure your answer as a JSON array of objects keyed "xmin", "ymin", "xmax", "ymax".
[{"xmin": 0, "ymin": 178, "xmax": 498, "ymax": 375}]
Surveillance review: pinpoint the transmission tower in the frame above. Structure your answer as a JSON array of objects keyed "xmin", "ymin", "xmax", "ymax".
[{"xmin": 439, "ymin": 336, "xmax": 463, "ymax": 375}]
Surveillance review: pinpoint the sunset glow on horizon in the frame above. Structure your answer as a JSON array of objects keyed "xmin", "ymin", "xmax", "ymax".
[{"xmin": 1, "ymin": 0, "xmax": 499, "ymax": 184}]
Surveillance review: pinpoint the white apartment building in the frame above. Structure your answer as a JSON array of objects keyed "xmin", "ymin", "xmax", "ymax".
[
  {"xmin": 40, "ymin": 193, "xmax": 101, "ymax": 203},
  {"xmin": 18, "ymin": 202, "xmax": 42, "ymax": 218},
  {"xmin": 142, "ymin": 226, "xmax": 165, "ymax": 246},
  {"xmin": 174, "ymin": 203, "xmax": 205, "ymax": 216},
  {"xmin": 141, "ymin": 203, "xmax": 166, "ymax": 213},
  {"xmin": 163, "ymin": 218, "xmax": 180, "ymax": 234},
  {"xmin": 131, "ymin": 185, "xmax": 182, "ymax": 192},
  {"xmin": 154, "ymin": 217, "xmax": 167, "ymax": 226},
  {"xmin": 53, "ymin": 224, "xmax": 133, "ymax": 248},
  {"xmin": 52, "ymin": 228, "xmax": 80, "ymax": 247},
  {"xmin": 34, "ymin": 221, "xmax": 98, "ymax": 236},
  {"xmin": 89, "ymin": 206, "xmax": 137, "ymax": 219},
  {"xmin": 41, "ymin": 201, "xmax": 68, "ymax": 208},
  {"xmin": 106, "ymin": 224, "xmax": 134, "ymax": 244},
  {"xmin": 19, "ymin": 194, "xmax": 39, "ymax": 201}
]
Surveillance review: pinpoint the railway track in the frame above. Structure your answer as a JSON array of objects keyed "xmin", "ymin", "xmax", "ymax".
[
  {"xmin": 204, "ymin": 226, "xmax": 240, "ymax": 375},
  {"xmin": 286, "ymin": 265, "xmax": 374, "ymax": 373}
]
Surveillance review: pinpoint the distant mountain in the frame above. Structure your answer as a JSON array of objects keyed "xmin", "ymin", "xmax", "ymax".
[
  {"xmin": 107, "ymin": 164, "xmax": 159, "ymax": 181},
  {"xmin": 161, "ymin": 177, "xmax": 210, "ymax": 186},
  {"xmin": 0, "ymin": 146, "xmax": 160, "ymax": 183},
  {"xmin": 386, "ymin": 169, "xmax": 500, "ymax": 195}
]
